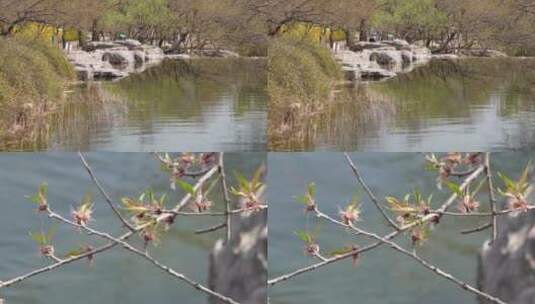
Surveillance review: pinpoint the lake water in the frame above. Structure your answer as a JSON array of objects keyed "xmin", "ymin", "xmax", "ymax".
[
  {"xmin": 20, "ymin": 58, "xmax": 267, "ymax": 152},
  {"xmin": 0, "ymin": 152, "xmax": 265, "ymax": 304},
  {"xmin": 273, "ymin": 58, "xmax": 535, "ymax": 151},
  {"xmin": 267, "ymin": 152, "xmax": 532, "ymax": 304}
]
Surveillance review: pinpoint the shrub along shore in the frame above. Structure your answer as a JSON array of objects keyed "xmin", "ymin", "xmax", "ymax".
[
  {"xmin": 0, "ymin": 36, "xmax": 75, "ymax": 147},
  {"xmin": 268, "ymin": 35, "xmax": 342, "ymax": 148}
]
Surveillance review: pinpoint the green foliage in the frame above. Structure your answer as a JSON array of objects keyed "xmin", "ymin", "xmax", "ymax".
[
  {"xmin": 177, "ymin": 180, "xmax": 196, "ymax": 196},
  {"xmin": 497, "ymin": 163, "xmax": 532, "ymax": 198},
  {"xmin": 268, "ymin": 35, "xmax": 341, "ymax": 107},
  {"xmin": 294, "ymin": 223, "xmax": 321, "ymax": 245},
  {"xmin": 29, "ymin": 182, "xmax": 48, "ymax": 206},
  {"xmin": 0, "ymin": 36, "xmax": 74, "ymax": 105},
  {"xmin": 230, "ymin": 167, "xmax": 263, "ymax": 197},
  {"xmin": 100, "ymin": 0, "xmax": 175, "ymax": 38},
  {"xmin": 372, "ymin": 0, "xmax": 448, "ymax": 39},
  {"xmin": 385, "ymin": 190, "xmax": 432, "ymax": 224},
  {"xmin": 296, "ymin": 182, "xmax": 316, "ymax": 206},
  {"xmin": 121, "ymin": 189, "xmax": 168, "ymax": 214},
  {"xmin": 0, "ymin": 35, "xmax": 74, "ymax": 137},
  {"xmin": 29, "ymin": 226, "xmax": 57, "ymax": 246}
]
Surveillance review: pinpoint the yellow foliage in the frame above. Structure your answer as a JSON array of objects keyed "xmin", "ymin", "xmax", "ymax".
[
  {"xmin": 12, "ymin": 22, "xmax": 62, "ymax": 43},
  {"xmin": 279, "ymin": 22, "xmax": 346, "ymax": 43}
]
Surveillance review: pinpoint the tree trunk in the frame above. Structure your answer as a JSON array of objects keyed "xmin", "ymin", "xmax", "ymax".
[
  {"xmin": 359, "ymin": 19, "xmax": 368, "ymax": 42},
  {"xmin": 90, "ymin": 19, "xmax": 100, "ymax": 41},
  {"xmin": 345, "ymin": 29, "xmax": 356, "ymax": 48}
]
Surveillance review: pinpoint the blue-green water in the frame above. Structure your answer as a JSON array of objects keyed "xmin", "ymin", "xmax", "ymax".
[
  {"xmin": 0, "ymin": 153, "xmax": 265, "ymax": 303},
  {"xmin": 268, "ymin": 152, "xmax": 533, "ymax": 304}
]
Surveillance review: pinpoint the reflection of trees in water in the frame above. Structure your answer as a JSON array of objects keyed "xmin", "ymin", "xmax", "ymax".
[
  {"xmin": 51, "ymin": 83, "xmax": 128, "ymax": 150},
  {"xmin": 49, "ymin": 59, "xmax": 267, "ymax": 150},
  {"xmin": 271, "ymin": 84, "xmax": 397, "ymax": 151},
  {"xmin": 109, "ymin": 59, "xmax": 267, "ymax": 122},
  {"xmin": 274, "ymin": 58, "xmax": 535, "ymax": 151},
  {"xmin": 376, "ymin": 59, "xmax": 535, "ymax": 135}
]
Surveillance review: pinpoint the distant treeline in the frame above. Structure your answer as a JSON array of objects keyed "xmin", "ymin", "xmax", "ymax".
[{"xmin": 2, "ymin": 1, "xmax": 535, "ymax": 55}]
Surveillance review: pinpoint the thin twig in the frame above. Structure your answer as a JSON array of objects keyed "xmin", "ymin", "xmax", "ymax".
[
  {"xmin": 0, "ymin": 165, "xmax": 221, "ymax": 291},
  {"xmin": 268, "ymin": 238, "xmax": 387, "ymax": 286},
  {"xmin": 435, "ymin": 206, "xmax": 534, "ymax": 217},
  {"xmin": 195, "ymin": 222, "xmax": 227, "ymax": 234},
  {"xmin": 219, "ymin": 153, "xmax": 232, "ymax": 242},
  {"xmin": 344, "ymin": 153, "xmax": 400, "ymax": 230},
  {"xmin": 402, "ymin": 165, "xmax": 486, "ymax": 230},
  {"xmin": 461, "ymin": 222, "xmax": 492, "ymax": 235},
  {"xmin": 485, "ymin": 153, "xmax": 498, "ymax": 242},
  {"xmin": 269, "ymin": 165, "xmax": 486, "ymax": 285},
  {"xmin": 78, "ymin": 152, "xmax": 135, "ymax": 232},
  {"xmin": 48, "ymin": 210, "xmax": 240, "ymax": 304},
  {"xmin": 163, "ymin": 206, "xmax": 267, "ymax": 217},
  {"xmin": 0, "ymin": 231, "xmax": 134, "ymax": 289},
  {"xmin": 315, "ymin": 209, "xmax": 507, "ymax": 304},
  {"xmin": 153, "ymin": 153, "xmax": 212, "ymax": 178},
  {"xmin": 151, "ymin": 165, "xmax": 220, "ymax": 227}
]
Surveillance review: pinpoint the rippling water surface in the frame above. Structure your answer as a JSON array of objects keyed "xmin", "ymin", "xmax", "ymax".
[
  {"xmin": 0, "ymin": 153, "xmax": 264, "ymax": 303},
  {"xmin": 274, "ymin": 58, "xmax": 535, "ymax": 151},
  {"xmin": 45, "ymin": 58, "xmax": 267, "ymax": 152},
  {"xmin": 268, "ymin": 152, "xmax": 532, "ymax": 304}
]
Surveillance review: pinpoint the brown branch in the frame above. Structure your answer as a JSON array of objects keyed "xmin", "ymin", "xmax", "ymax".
[
  {"xmin": 344, "ymin": 153, "xmax": 400, "ymax": 230},
  {"xmin": 461, "ymin": 222, "xmax": 492, "ymax": 235},
  {"xmin": 195, "ymin": 222, "xmax": 227, "ymax": 234},
  {"xmin": 78, "ymin": 152, "xmax": 135, "ymax": 232}
]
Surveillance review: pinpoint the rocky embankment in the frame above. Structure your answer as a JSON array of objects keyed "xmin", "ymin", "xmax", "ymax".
[
  {"xmin": 478, "ymin": 183, "xmax": 535, "ymax": 304},
  {"xmin": 208, "ymin": 187, "xmax": 267, "ymax": 304},
  {"xmin": 334, "ymin": 39, "xmax": 432, "ymax": 81},
  {"xmin": 66, "ymin": 39, "xmax": 243, "ymax": 81},
  {"xmin": 335, "ymin": 40, "xmax": 508, "ymax": 81},
  {"xmin": 66, "ymin": 39, "xmax": 166, "ymax": 80}
]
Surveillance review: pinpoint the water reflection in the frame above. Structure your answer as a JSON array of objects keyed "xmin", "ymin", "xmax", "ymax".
[
  {"xmin": 14, "ymin": 58, "xmax": 267, "ymax": 152},
  {"xmin": 273, "ymin": 58, "xmax": 535, "ymax": 151}
]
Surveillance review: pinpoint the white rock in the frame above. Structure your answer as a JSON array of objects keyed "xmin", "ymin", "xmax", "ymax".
[{"xmin": 66, "ymin": 40, "xmax": 165, "ymax": 80}]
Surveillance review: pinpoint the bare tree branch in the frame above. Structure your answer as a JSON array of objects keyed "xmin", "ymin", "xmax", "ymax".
[
  {"xmin": 314, "ymin": 208, "xmax": 507, "ymax": 304},
  {"xmin": 47, "ymin": 210, "xmax": 240, "ymax": 304},
  {"xmin": 344, "ymin": 153, "xmax": 400, "ymax": 230},
  {"xmin": 219, "ymin": 152, "xmax": 232, "ymax": 242},
  {"xmin": 484, "ymin": 153, "xmax": 498, "ymax": 242},
  {"xmin": 78, "ymin": 152, "xmax": 136, "ymax": 232}
]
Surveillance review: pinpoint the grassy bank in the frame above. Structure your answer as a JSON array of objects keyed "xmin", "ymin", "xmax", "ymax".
[
  {"xmin": 0, "ymin": 36, "xmax": 75, "ymax": 147},
  {"xmin": 268, "ymin": 35, "xmax": 341, "ymax": 149}
]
